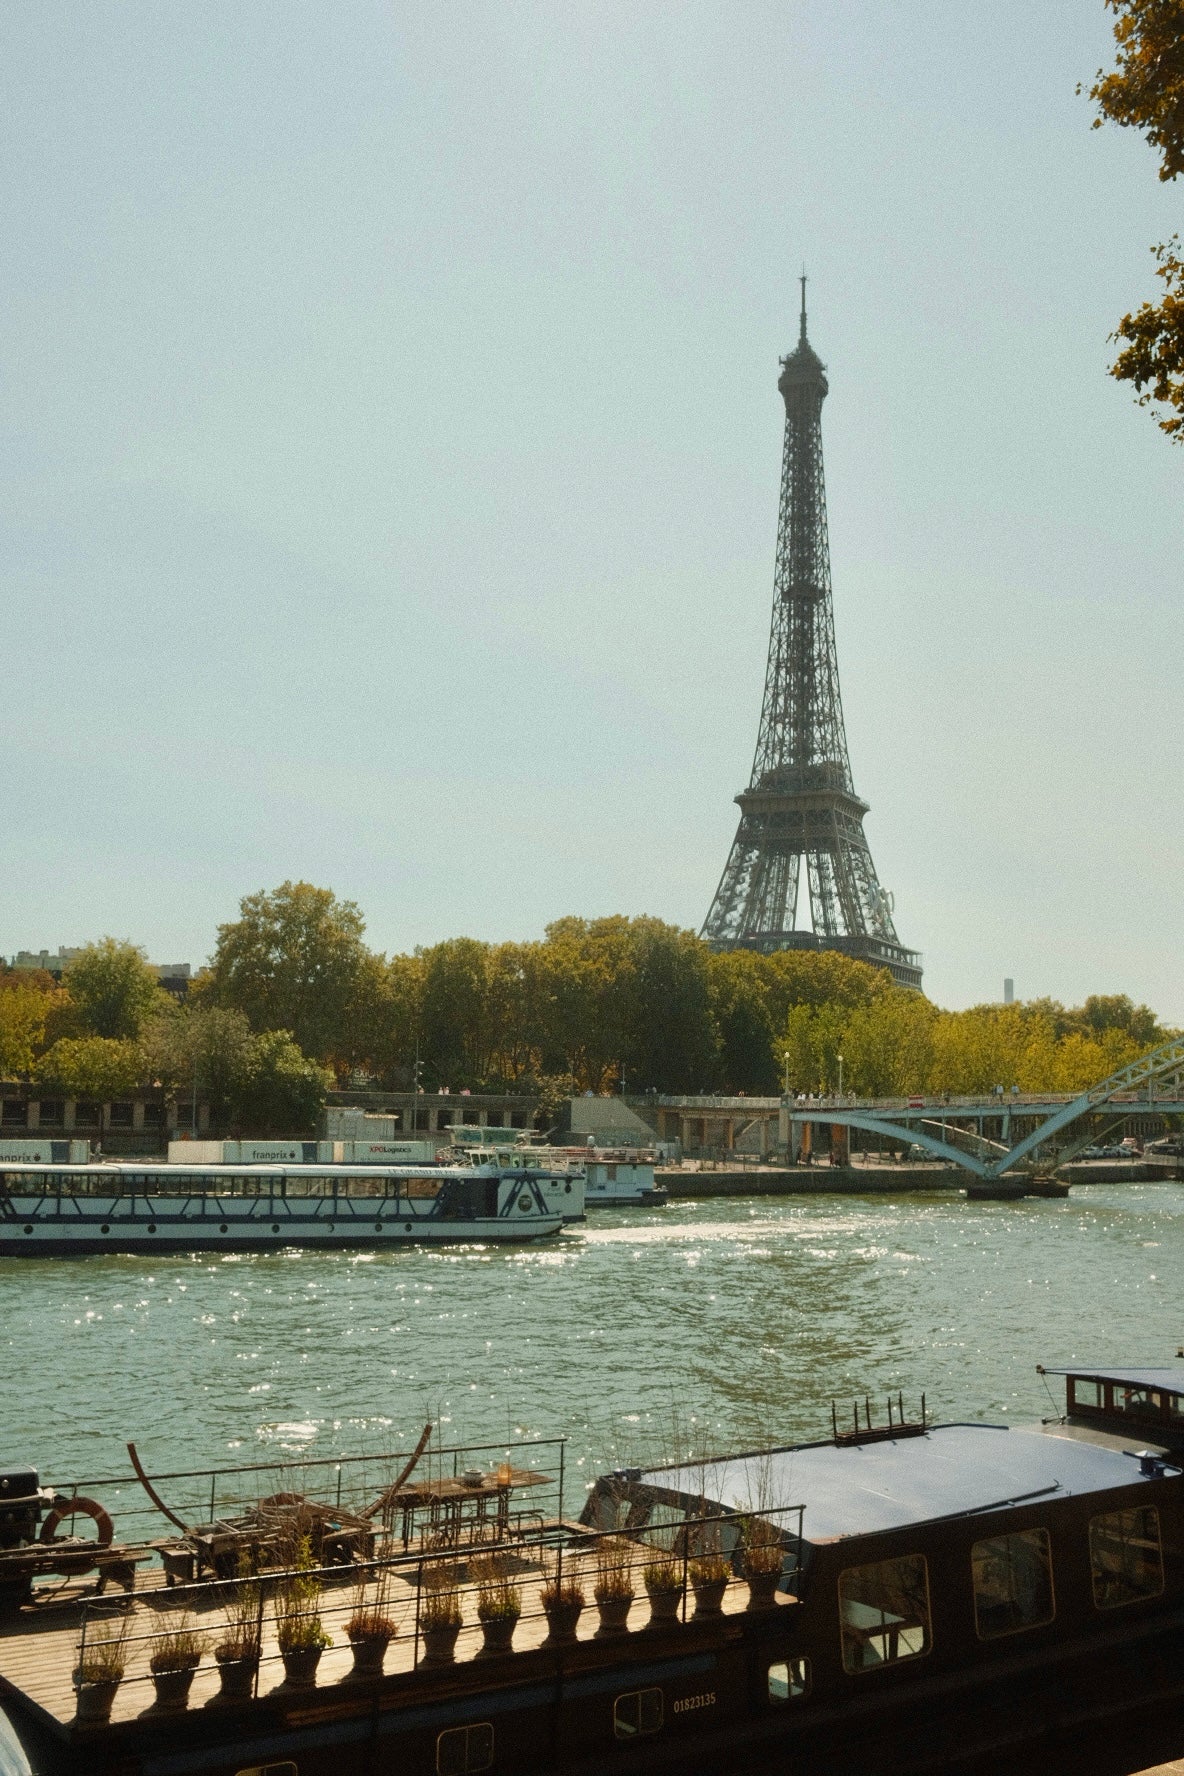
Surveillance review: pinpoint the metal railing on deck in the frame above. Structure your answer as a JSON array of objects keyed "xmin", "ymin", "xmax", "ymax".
[{"xmin": 73, "ymin": 1498, "xmax": 807, "ymax": 1710}]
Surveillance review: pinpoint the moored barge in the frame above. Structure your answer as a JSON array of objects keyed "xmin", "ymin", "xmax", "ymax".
[{"xmin": 1, "ymin": 1364, "xmax": 1183, "ymax": 1776}]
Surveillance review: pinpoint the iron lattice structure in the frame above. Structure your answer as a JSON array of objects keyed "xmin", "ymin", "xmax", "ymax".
[{"xmin": 702, "ymin": 285, "xmax": 922, "ymax": 989}]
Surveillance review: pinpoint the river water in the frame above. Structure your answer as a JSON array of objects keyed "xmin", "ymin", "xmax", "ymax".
[{"xmin": 3, "ymin": 1186, "xmax": 1180, "ymax": 1499}]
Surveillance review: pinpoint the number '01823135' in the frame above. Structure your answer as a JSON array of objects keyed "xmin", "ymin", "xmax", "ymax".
[{"xmin": 672, "ymin": 1692, "xmax": 716, "ymax": 1715}]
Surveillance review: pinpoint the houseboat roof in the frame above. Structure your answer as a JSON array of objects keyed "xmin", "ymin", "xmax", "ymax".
[
  {"xmin": 638, "ymin": 1421, "xmax": 1173, "ymax": 1544},
  {"xmin": 1041, "ymin": 1365, "xmax": 1184, "ymax": 1391}
]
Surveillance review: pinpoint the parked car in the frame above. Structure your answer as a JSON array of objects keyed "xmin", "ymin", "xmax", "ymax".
[{"xmin": 1146, "ymin": 1136, "xmax": 1184, "ymax": 1155}]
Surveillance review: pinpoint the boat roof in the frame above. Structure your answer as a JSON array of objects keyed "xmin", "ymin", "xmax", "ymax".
[
  {"xmin": 1042, "ymin": 1365, "xmax": 1184, "ymax": 1391},
  {"xmin": 637, "ymin": 1421, "xmax": 1170, "ymax": 1544}
]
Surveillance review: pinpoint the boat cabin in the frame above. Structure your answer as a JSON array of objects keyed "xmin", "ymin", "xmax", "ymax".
[
  {"xmin": 584, "ymin": 1411, "xmax": 1182, "ymax": 1714},
  {"xmin": 1042, "ymin": 1363, "xmax": 1184, "ymax": 1451}
]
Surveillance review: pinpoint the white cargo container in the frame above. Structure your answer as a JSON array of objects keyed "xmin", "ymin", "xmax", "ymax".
[
  {"xmin": 167, "ymin": 1138, "xmax": 438, "ymax": 1165},
  {"xmin": 168, "ymin": 1139, "xmax": 323, "ymax": 1165},
  {"xmin": 0, "ymin": 1138, "xmax": 90, "ymax": 1165}
]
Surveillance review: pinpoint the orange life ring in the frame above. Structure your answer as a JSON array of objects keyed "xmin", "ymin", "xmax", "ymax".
[{"xmin": 39, "ymin": 1495, "xmax": 114, "ymax": 1547}]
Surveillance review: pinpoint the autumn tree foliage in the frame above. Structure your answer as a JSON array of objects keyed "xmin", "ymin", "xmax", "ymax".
[
  {"xmin": 1087, "ymin": 0, "xmax": 1184, "ymax": 438},
  {"xmin": 0, "ymin": 889, "xmax": 1174, "ymax": 1112}
]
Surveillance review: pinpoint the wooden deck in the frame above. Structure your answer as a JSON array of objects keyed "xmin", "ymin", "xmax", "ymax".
[{"xmin": 0, "ymin": 1553, "xmax": 770, "ymax": 1735}]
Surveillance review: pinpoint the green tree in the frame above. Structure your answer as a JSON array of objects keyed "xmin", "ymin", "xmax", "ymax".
[
  {"xmin": 706, "ymin": 950, "xmax": 778, "ymax": 1093},
  {"xmin": 63, "ymin": 939, "xmax": 165, "ymax": 1039},
  {"xmin": 230, "ymin": 1030, "xmax": 332, "ymax": 1135},
  {"xmin": 1078, "ymin": 993, "xmax": 1162, "ymax": 1047},
  {"xmin": 34, "ymin": 1036, "xmax": 143, "ymax": 1099},
  {"xmin": 840, "ymin": 990, "xmax": 937, "ymax": 1097},
  {"xmin": 0, "ymin": 972, "xmax": 65, "ymax": 1077},
  {"xmin": 139, "ymin": 1004, "xmax": 258, "ymax": 1122},
  {"xmin": 206, "ymin": 882, "xmax": 371, "ymax": 1073},
  {"xmin": 1087, "ymin": 0, "xmax": 1184, "ymax": 438},
  {"xmin": 418, "ymin": 936, "xmax": 495, "ymax": 1084},
  {"xmin": 620, "ymin": 918, "xmax": 717, "ymax": 1094}
]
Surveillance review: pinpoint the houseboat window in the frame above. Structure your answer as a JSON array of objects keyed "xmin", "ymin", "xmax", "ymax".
[
  {"xmin": 651, "ymin": 1500, "xmax": 695, "ymax": 1547},
  {"xmin": 1070, "ymin": 1378, "xmax": 1105, "ymax": 1410},
  {"xmin": 436, "ymin": 1723, "xmax": 493, "ymax": 1775},
  {"xmin": 768, "ymin": 1658, "xmax": 809, "ymax": 1702},
  {"xmin": 1116, "ymin": 1386, "xmax": 1162, "ymax": 1416},
  {"xmin": 838, "ymin": 1554, "xmax": 931, "ymax": 1674},
  {"xmin": 971, "ymin": 1528, "xmax": 1055, "ymax": 1639},
  {"xmin": 1167, "ymin": 1393, "xmax": 1184, "ymax": 1421},
  {"xmin": 614, "ymin": 1688, "xmax": 664, "ymax": 1739},
  {"xmin": 1090, "ymin": 1507, "xmax": 1163, "ymax": 1609},
  {"xmin": 588, "ymin": 1487, "xmax": 631, "ymax": 1532}
]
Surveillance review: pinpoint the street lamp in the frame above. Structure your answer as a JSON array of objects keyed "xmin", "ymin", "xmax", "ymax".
[
  {"xmin": 837, "ymin": 1053, "xmax": 844, "ymax": 1099},
  {"xmin": 782, "ymin": 1051, "xmax": 791, "ymax": 1096}
]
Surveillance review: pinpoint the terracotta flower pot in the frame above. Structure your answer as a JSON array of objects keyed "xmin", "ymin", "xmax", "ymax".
[
  {"xmin": 74, "ymin": 1676, "xmax": 120, "ymax": 1726},
  {"xmin": 347, "ymin": 1634, "xmax": 391, "ymax": 1679},
  {"xmin": 690, "ymin": 1576, "xmax": 728, "ymax": 1620},
  {"xmin": 541, "ymin": 1599, "xmax": 583, "ymax": 1646},
  {"xmin": 280, "ymin": 1645, "xmax": 323, "ymax": 1688},
  {"xmin": 214, "ymin": 1654, "xmax": 259, "ymax": 1701},
  {"xmin": 644, "ymin": 1584, "xmax": 683, "ymax": 1628},
  {"xmin": 744, "ymin": 1568, "xmax": 780, "ymax": 1611},
  {"xmin": 151, "ymin": 1664, "xmax": 198, "ymax": 1710},
  {"xmin": 477, "ymin": 1612, "xmax": 519, "ymax": 1657},
  {"xmin": 421, "ymin": 1620, "xmax": 461, "ymax": 1666},
  {"xmin": 593, "ymin": 1592, "xmax": 634, "ymax": 1639}
]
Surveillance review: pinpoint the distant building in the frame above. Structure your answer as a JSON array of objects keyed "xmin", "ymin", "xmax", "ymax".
[{"xmin": 8, "ymin": 949, "xmax": 190, "ymax": 998}]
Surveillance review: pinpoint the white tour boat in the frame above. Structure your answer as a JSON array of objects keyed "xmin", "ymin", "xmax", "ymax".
[{"xmin": 0, "ymin": 1155, "xmax": 581, "ymax": 1256}]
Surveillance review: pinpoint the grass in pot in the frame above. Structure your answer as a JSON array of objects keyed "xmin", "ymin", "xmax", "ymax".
[
  {"xmin": 642, "ymin": 1555, "xmax": 684, "ymax": 1627},
  {"xmin": 214, "ymin": 1565, "xmax": 263, "ymax": 1701},
  {"xmin": 74, "ymin": 1619, "xmax": 129, "ymax": 1725},
  {"xmin": 149, "ymin": 1617, "xmax": 209, "ymax": 1711},
  {"xmin": 345, "ymin": 1569, "xmax": 398, "ymax": 1680},
  {"xmin": 688, "ymin": 1552, "xmax": 731, "ymax": 1619},
  {"xmin": 539, "ymin": 1562, "xmax": 585, "ymax": 1645},
  {"xmin": 741, "ymin": 1517, "xmax": 784, "ymax": 1610},
  {"xmin": 473, "ymin": 1555, "xmax": 522, "ymax": 1657},
  {"xmin": 593, "ymin": 1538, "xmax": 635, "ymax": 1638},
  {"xmin": 419, "ymin": 1564, "xmax": 463, "ymax": 1665},
  {"xmin": 275, "ymin": 1537, "xmax": 331, "ymax": 1688}
]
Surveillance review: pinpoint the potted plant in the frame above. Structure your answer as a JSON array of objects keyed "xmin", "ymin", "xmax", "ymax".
[
  {"xmin": 593, "ymin": 1538, "xmax": 635, "ymax": 1639},
  {"xmin": 419, "ymin": 1579, "xmax": 463, "ymax": 1665},
  {"xmin": 539, "ymin": 1568, "xmax": 585, "ymax": 1646},
  {"xmin": 73, "ymin": 1620, "xmax": 128, "ymax": 1725},
  {"xmin": 275, "ymin": 1544, "xmax": 331, "ymax": 1688},
  {"xmin": 642, "ymin": 1556, "xmax": 684, "ymax": 1628},
  {"xmin": 688, "ymin": 1552, "xmax": 731, "ymax": 1619},
  {"xmin": 149, "ymin": 1618, "xmax": 208, "ymax": 1711},
  {"xmin": 474, "ymin": 1557, "xmax": 522, "ymax": 1657},
  {"xmin": 741, "ymin": 1518, "xmax": 784, "ymax": 1611},
  {"xmin": 345, "ymin": 1590, "xmax": 398, "ymax": 1680},
  {"xmin": 214, "ymin": 1568, "xmax": 262, "ymax": 1701}
]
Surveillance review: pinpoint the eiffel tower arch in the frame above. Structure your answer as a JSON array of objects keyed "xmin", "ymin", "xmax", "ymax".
[{"xmin": 702, "ymin": 284, "xmax": 922, "ymax": 990}]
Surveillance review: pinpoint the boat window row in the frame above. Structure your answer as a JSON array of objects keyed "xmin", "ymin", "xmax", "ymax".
[
  {"xmin": 838, "ymin": 1508, "xmax": 1162, "ymax": 1675},
  {"xmin": 0, "ymin": 1170, "xmax": 442, "ymax": 1199},
  {"xmin": 1070, "ymin": 1375, "xmax": 1184, "ymax": 1422}
]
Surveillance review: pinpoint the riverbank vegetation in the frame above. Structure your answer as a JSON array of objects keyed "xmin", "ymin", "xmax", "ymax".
[{"xmin": 0, "ymin": 882, "xmax": 1173, "ymax": 1122}]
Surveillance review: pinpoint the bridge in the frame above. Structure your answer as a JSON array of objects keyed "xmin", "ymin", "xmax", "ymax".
[{"xmin": 786, "ymin": 1035, "xmax": 1184, "ymax": 1181}]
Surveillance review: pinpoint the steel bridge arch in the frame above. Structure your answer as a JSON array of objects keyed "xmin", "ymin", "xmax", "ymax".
[{"xmin": 789, "ymin": 1034, "xmax": 1184, "ymax": 1181}]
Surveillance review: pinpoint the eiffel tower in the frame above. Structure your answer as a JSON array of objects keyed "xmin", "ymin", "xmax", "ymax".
[{"xmin": 702, "ymin": 282, "xmax": 922, "ymax": 989}]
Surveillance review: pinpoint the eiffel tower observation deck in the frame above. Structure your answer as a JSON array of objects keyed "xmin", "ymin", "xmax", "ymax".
[{"xmin": 702, "ymin": 283, "xmax": 922, "ymax": 990}]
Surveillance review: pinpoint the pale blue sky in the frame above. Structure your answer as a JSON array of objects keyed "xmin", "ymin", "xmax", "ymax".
[{"xmin": 2, "ymin": 3, "xmax": 1181, "ymax": 1018}]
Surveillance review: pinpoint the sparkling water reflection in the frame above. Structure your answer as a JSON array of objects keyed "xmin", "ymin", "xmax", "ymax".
[{"xmin": 2, "ymin": 1186, "xmax": 1179, "ymax": 1490}]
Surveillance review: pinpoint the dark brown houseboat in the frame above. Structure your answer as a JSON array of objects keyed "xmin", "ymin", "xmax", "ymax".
[{"xmin": 1, "ymin": 1365, "xmax": 1183, "ymax": 1776}]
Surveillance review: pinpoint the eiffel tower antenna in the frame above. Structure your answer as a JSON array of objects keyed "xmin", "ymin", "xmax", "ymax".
[{"xmin": 701, "ymin": 293, "xmax": 922, "ymax": 988}]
